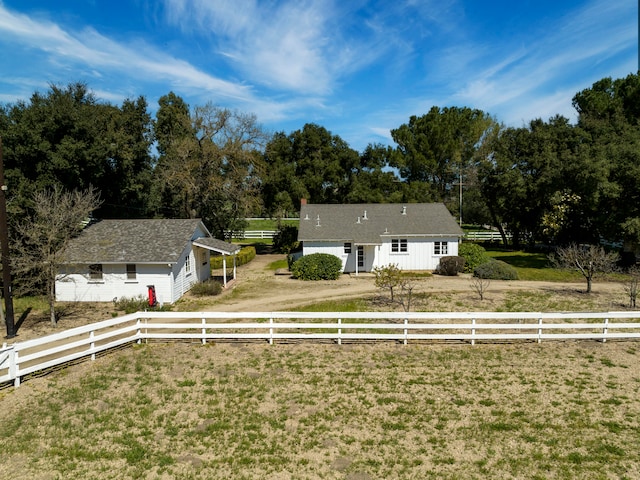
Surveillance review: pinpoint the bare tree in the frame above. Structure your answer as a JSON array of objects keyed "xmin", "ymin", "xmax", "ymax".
[
  {"xmin": 373, "ymin": 264, "xmax": 415, "ymax": 311},
  {"xmin": 470, "ymin": 276, "xmax": 491, "ymax": 300},
  {"xmin": 550, "ymin": 244, "xmax": 618, "ymax": 294},
  {"xmin": 14, "ymin": 186, "xmax": 101, "ymax": 325},
  {"xmin": 624, "ymin": 266, "xmax": 640, "ymax": 308}
]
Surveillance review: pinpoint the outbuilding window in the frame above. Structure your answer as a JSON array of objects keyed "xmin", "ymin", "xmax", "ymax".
[
  {"xmin": 126, "ymin": 264, "xmax": 136, "ymax": 280},
  {"xmin": 391, "ymin": 238, "xmax": 407, "ymax": 253},
  {"xmin": 434, "ymin": 241, "xmax": 448, "ymax": 255},
  {"xmin": 89, "ymin": 264, "xmax": 103, "ymax": 281}
]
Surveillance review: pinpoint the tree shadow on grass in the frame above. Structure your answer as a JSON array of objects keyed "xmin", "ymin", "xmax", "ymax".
[{"xmin": 12, "ymin": 307, "xmax": 32, "ymax": 336}]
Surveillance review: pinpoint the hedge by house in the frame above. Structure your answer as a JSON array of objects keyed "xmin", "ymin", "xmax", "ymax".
[
  {"xmin": 474, "ymin": 259, "xmax": 518, "ymax": 280},
  {"xmin": 435, "ymin": 256, "xmax": 465, "ymax": 276},
  {"xmin": 210, "ymin": 246, "xmax": 256, "ymax": 270},
  {"xmin": 458, "ymin": 242, "xmax": 491, "ymax": 273},
  {"xmin": 291, "ymin": 253, "xmax": 342, "ymax": 280}
]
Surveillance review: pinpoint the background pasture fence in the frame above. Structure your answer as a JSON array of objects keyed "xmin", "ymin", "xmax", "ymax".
[{"xmin": 2, "ymin": 311, "xmax": 640, "ymax": 388}]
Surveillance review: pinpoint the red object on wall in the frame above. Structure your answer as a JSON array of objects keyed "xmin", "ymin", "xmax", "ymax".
[{"xmin": 147, "ymin": 285, "xmax": 157, "ymax": 307}]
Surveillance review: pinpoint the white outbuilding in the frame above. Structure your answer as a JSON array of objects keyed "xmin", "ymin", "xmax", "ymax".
[{"xmin": 55, "ymin": 218, "xmax": 239, "ymax": 304}]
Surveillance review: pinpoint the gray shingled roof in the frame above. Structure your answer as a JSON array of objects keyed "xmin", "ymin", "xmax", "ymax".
[
  {"xmin": 192, "ymin": 237, "xmax": 241, "ymax": 255},
  {"xmin": 62, "ymin": 219, "xmax": 212, "ymax": 264},
  {"xmin": 298, "ymin": 203, "xmax": 463, "ymax": 244}
]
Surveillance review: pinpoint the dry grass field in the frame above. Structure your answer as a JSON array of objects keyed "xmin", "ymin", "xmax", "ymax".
[
  {"xmin": 1, "ymin": 252, "xmax": 640, "ymax": 479},
  {"xmin": 1, "ymin": 341, "xmax": 639, "ymax": 479}
]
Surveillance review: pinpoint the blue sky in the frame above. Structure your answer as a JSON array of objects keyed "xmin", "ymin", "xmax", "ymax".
[{"xmin": 0, "ymin": 0, "xmax": 637, "ymax": 151}]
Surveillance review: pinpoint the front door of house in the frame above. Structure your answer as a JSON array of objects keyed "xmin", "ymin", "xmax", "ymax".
[{"xmin": 357, "ymin": 246, "xmax": 365, "ymax": 271}]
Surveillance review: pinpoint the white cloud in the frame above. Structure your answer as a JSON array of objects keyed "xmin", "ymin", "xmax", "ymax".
[{"xmin": 0, "ymin": 3, "xmax": 260, "ymax": 104}]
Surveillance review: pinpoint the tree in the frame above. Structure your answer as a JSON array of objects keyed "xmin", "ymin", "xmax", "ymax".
[
  {"xmin": 155, "ymin": 101, "xmax": 269, "ymax": 238},
  {"xmin": 373, "ymin": 264, "xmax": 402, "ymax": 302},
  {"xmin": 14, "ymin": 185, "xmax": 102, "ymax": 325},
  {"xmin": 623, "ymin": 266, "xmax": 640, "ymax": 308},
  {"xmin": 1, "ymin": 83, "xmax": 155, "ymax": 220},
  {"xmin": 372, "ymin": 264, "xmax": 415, "ymax": 312},
  {"xmin": 550, "ymin": 244, "xmax": 618, "ymax": 293},
  {"xmin": 262, "ymin": 124, "xmax": 360, "ymax": 212},
  {"xmin": 391, "ymin": 106, "xmax": 496, "ymax": 209}
]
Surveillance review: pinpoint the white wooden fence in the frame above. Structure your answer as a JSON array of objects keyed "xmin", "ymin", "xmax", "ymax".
[
  {"xmin": 229, "ymin": 230, "xmax": 276, "ymax": 239},
  {"xmin": 464, "ymin": 230, "xmax": 511, "ymax": 242},
  {"xmin": 2, "ymin": 311, "xmax": 640, "ymax": 388}
]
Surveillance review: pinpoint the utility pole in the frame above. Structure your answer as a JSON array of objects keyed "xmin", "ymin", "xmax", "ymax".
[{"xmin": 0, "ymin": 136, "xmax": 16, "ymax": 338}]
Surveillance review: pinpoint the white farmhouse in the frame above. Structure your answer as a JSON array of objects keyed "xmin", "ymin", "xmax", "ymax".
[
  {"xmin": 56, "ymin": 219, "xmax": 239, "ymax": 304},
  {"xmin": 298, "ymin": 203, "xmax": 464, "ymax": 274}
]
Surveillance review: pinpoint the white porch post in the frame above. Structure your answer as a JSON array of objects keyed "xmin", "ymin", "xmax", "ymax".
[
  {"xmin": 355, "ymin": 244, "xmax": 359, "ymax": 276},
  {"xmin": 222, "ymin": 255, "xmax": 228, "ymax": 287}
]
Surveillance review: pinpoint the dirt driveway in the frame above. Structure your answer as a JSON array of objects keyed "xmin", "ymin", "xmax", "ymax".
[{"xmin": 202, "ymin": 253, "xmax": 624, "ymax": 312}]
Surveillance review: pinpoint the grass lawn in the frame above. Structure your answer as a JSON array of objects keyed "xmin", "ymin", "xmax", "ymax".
[{"xmin": 245, "ymin": 218, "xmax": 298, "ymax": 230}]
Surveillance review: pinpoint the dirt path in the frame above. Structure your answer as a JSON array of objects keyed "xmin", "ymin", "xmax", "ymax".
[{"xmin": 201, "ymin": 253, "xmax": 623, "ymax": 312}]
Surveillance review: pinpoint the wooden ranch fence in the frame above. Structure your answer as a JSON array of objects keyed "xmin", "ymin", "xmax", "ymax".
[{"xmin": 2, "ymin": 311, "xmax": 640, "ymax": 388}]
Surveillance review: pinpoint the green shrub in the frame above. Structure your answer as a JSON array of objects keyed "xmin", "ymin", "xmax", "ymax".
[
  {"xmin": 435, "ymin": 256, "xmax": 465, "ymax": 276},
  {"xmin": 190, "ymin": 280, "xmax": 223, "ymax": 296},
  {"xmin": 113, "ymin": 295, "xmax": 173, "ymax": 313},
  {"xmin": 273, "ymin": 224, "xmax": 299, "ymax": 254},
  {"xmin": 474, "ymin": 260, "xmax": 518, "ymax": 280},
  {"xmin": 291, "ymin": 253, "xmax": 342, "ymax": 280},
  {"xmin": 458, "ymin": 242, "xmax": 490, "ymax": 273},
  {"xmin": 113, "ymin": 295, "xmax": 151, "ymax": 314},
  {"xmin": 210, "ymin": 246, "xmax": 256, "ymax": 269}
]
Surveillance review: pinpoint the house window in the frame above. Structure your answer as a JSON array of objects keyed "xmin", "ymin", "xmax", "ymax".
[
  {"xmin": 185, "ymin": 255, "xmax": 192, "ymax": 275},
  {"xmin": 391, "ymin": 238, "xmax": 408, "ymax": 253},
  {"xmin": 126, "ymin": 264, "xmax": 136, "ymax": 280},
  {"xmin": 434, "ymin": 241, "xmax": 448, "ymax": 255},
  {"xmin": 89, "ymin": 264, "xmax": 103, "ymax": 281},
  {"xmin": 344, "ymin": 242, "xmax": 352, "ymax": 254}
]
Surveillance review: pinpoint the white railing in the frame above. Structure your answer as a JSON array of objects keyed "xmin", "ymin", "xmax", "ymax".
[
  {"xmin": 2, "ymin": 311, "xmax": 640, "ymax": 388},
  {"xmin": 464, "ymin": 230, "xmax": 511, "ymax": 242},
  {"xmin": 229, "ymin": 230, "xmax": 277, "ymax": 239}
]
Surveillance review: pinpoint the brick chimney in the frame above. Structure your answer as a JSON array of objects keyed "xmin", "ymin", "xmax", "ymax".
[{"xmin": 301, "ymin": 198, "xmax": 307, "ymax": 206}]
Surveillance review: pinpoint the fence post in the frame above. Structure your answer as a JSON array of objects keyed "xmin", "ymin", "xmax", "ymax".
[
  {"xmin": 269, "ymin": 317, "xmax": 274, "ymax": 345},
  {"xmin": 404, "ymin": 318, "xmax": 408, "ymax": 345},
  {"xmin": 538, "ymin": 317, "xmax": 543, "ymax": 344},
  {"xmin": 471, "ymin": 318, "xmax": 476, "ymax": 346},
  {"xmin": 136, "ymin": 318, "xmax": 142, "ymax": 344},
  {"xmin": 602, "ymin": 318, "xmax": 609, "ymax": 343},
  {"xmin": 202, "ymin": 318, "xmax": 206, "ymax": 345},
  {"xmin": 10, "ymin": 347, "xmax": 19, "ymax": 388},
  {"xmin": 90, "ymin": 330, "xmax": 96, "ymax": 361},
  {"xmin": 338, "ymin": 318, "xmax": 342, "ymax": 345}
]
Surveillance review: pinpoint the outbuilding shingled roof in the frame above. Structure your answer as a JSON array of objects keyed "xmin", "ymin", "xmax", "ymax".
[
  {"xmin": 61, "ymin": 218, "xmax": 213, "ymax": 264},
  {"xmin": 298, "ymin": 203, "xmax": 463, "ymax": 244}
]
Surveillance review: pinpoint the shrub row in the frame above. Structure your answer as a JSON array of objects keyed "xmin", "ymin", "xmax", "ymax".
[{"xmin": 210, "ymin": 246, "xmax": 256, "ymax": 270}]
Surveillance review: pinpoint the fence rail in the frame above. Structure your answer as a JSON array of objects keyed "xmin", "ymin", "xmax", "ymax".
[
  {"xmin": 464, "ymin": 230, "xmax": 511, "ymax": 242},
  {"xmin": 2, "ymin": 311, "xmax": 640, "ymax": 388},
  {"xmin": 229, "ymin": 230, "xmax": 276, "ymax": 239}
]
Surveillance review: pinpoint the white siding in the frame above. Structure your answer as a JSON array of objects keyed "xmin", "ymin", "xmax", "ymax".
[
  {"xmin": 56, "ymin": 264, "xmax": 173, "ymax": 303},
  {"xmin": 377, "ymin": 237, "xmax": 459, "ymax": 270},
  {"xmin": 302, "ymin": 241, "xmax": 349, "ymax": 272}
]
